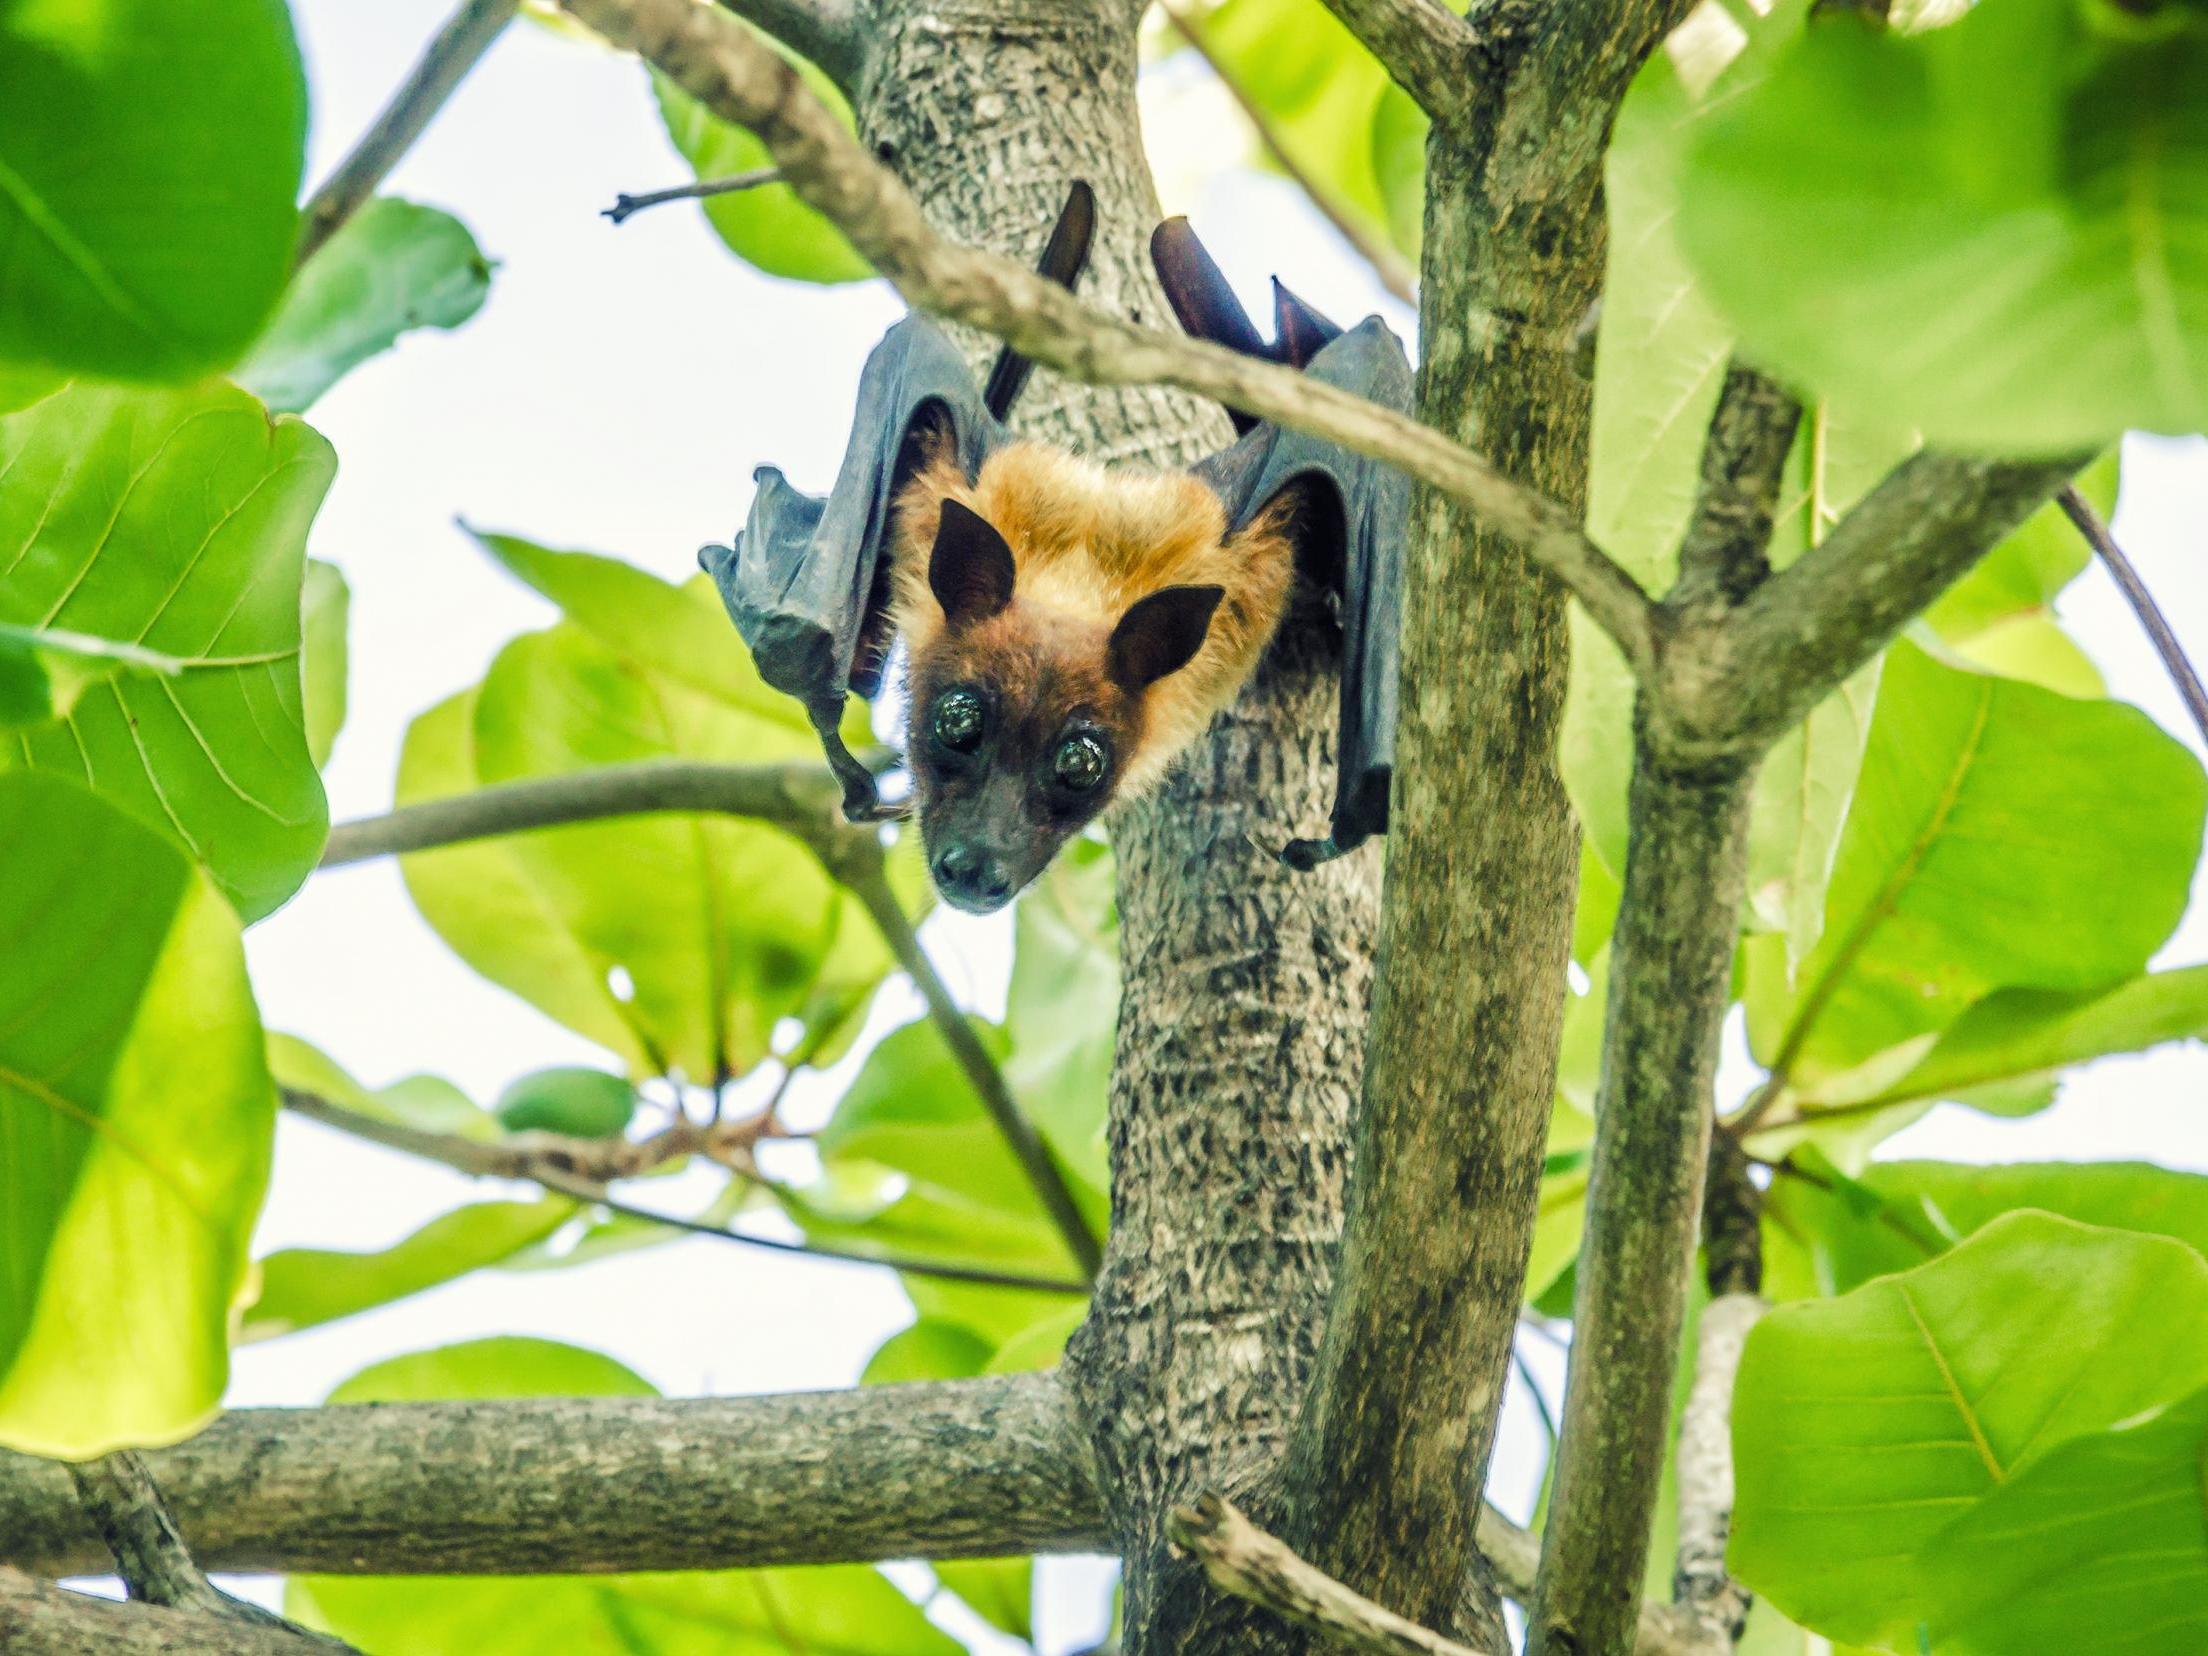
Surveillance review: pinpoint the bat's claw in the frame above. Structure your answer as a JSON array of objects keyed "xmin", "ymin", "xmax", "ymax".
[{"xmin": 1279, "ymin": 835, "xmax": 1340, "ymax": 870}]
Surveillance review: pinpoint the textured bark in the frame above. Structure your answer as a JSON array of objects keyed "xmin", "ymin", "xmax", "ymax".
[
  {"xmin": 1278, "ymin": 6, "xmax": 1686, "ymax": 1645},
  {"xmin": 1671, "ymin": 1294, "xmax": 1766, "ymax": 1649},
  {"xmin": 0, "ymin": 1569, "xmax": 356, "ymax": 1656},
  {"xmin": 1528, "ymin": 742, "xmax": 1754, "ymax": 1656},
  {"xmin": 0, "ymin": 1376, "xmax": 1098, "ymax": 1578}
]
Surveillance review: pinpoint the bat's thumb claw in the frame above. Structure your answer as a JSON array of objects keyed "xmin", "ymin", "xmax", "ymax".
[{"xmin": 1280, "ymin": 835, "xmax": 1343, "ymax": 871}]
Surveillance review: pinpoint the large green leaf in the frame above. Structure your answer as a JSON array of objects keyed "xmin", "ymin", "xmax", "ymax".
[
  {"xmin": 396, "ymin": 537, "xmax": 896, "ymax": 1082},
  {"xmin": 1003, "ymin": 835, "xmax": 1115, "ymax": 1214},
  {"xmin": 269, "ymin": 1032, "xmax": 495, "ymax": 1140},
  {"xmin": 0, "ymin": 380, "xmax": 335, "ymax": 919},
  {"xmin": 651, "ymin": 66, "xmax": 868, "ymax": 284},
  {"xmin": 236, "ymin": 197, "xmax": 495, "ymax": 415},
  {"xmin": 1748, "ymin": 642, "xmax": 2206, "ymax": 1087},
  {"xmin": 0, "ymin": 0, "xmax": 306, "ymax": 380},
  {"xmin": 292, "ymin": 1337, "xmax": 960, "ymax": 1656},
  {"xmin": 240, "ymin": 1199, "xmax": 576, "ymax": 1344},
  {"xmin": 0, "ymin": 773, "xmax": 274, "ymax": 1456},
  {"xmin": 1731, "ymin": 1213, "xmax": 2208, "ymax": 1646},
  {"xmin": 1919, "ymin": 1383, "xmax": 2208, "ymax": 1656},
  {"xmin": 1678, "ymin": 0, "xmax": 2208, "ymax": 453},
  {"xmin": 1761, "ymin": 1158, "xmax": 2208, "ymax": 1301}
]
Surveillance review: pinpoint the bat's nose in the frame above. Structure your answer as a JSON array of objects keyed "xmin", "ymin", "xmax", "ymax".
[{"xmin": 932, "ymin": 843, "xmax": 1012, "ymax": 912}]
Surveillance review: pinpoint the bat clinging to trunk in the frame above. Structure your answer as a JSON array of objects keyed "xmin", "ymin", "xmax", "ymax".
[{"xmin": 703, "ymin": 185, "xmax": 1412, "ymax": 912}]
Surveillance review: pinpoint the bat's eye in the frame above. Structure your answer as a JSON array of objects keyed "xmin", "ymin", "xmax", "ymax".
[
  {"xmin": 1053, "ymin": 732, "xmax": 1109, "ymax": 793},
  {"xmin": 930, "ymin": 686, "xmax": 987, "ymax": 754}
]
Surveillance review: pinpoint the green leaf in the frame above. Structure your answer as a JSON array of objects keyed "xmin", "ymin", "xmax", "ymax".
[
  {"xmin": 1795, "ymin": 964, "xmax": 2208, "ymax": 1123},
  {"xmin": 235, "ymin": 197, "xmax": 495, "ymax": 414},
  {"xmin": 301, "ymin": 559, "xmax": 349, "ymax": 768},
  {"xmin": 0, "ymin": 773, "xmax": 274, "ymax": 1456},
  {"xmin": 0, "ymin": 365, "xmax": 63, "ymax": 414},
  {"xmin": 1003, "ymin": 835, "xmax": 1115, "ymax": 1223},
  {"xmin": 1678, "ymin": 0, "xmax": 2208, "ymax": 453},
  {"xmin": 1762, "ymin": 1158, "xmax": 2208, "ymax": 1301},
  {"xmin": 396, "ymin": 539, "xmax": 896, "ymax": 1081},
  {"xmin": 1919, "ymin": 1383, "xmax": 2208, "ymax": 1656},
  {"xmin": 1731, "ymin": 1212, "xmax": 2208, "ymax": 1646},
  {"xmin": 269, "ymin": 1033, "xmax": 495, "ymax": 1140},
  {"xmin": 0, "ymin": 0, "xmax": 306, "ymax": 380},
  {"xmin": 651, "ymin": 67, "xmax": 869, "ymax": 284},
  {"xmin": 240, "ymin": 1199, "xmax": 576, "ymax": 1344},
  {"xmin": 495, "ymin": 1067, "xmax": 638, "ymax": 1138},
  {"xmin": 0, "ymin": 380, "xmax": 335, "ymax": 919},
  {"xmin": 1749, "ymin": 641, "xmax": 2206, "ymax": 1086},
  {"xmin": 294, "ymin": 1337, "xmax": 960, "ymax": 1656}
]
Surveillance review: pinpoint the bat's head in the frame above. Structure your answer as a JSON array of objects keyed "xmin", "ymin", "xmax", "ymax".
[{"xmin": 905, "ymin": 499, "xmax": 1222, "ymax": 914}]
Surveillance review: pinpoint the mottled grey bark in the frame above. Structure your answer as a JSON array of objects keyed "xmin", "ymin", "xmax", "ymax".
[
  {"xmin": 845, "ymin": 8, "xmax": 1382, "ymax": 1651},
  {"xmin": 0, "ymin": 1376, "xmax": 1098, "ymax": 1578},
  {"xmin": 0, "ymin": 1569, "xmax": 356, "ymax": 1656}
]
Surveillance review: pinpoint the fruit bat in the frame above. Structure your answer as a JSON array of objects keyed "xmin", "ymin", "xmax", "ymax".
[{"xmin": 701, "ymin": 183, "xmax": 1412, "ymax": 912}]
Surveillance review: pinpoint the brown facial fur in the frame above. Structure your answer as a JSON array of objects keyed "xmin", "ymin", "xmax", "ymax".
[{"xmin": 890, "ymin": 437, "xmax": 1297, "ymax": 906}]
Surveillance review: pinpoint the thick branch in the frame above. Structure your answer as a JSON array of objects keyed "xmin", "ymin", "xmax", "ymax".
[
  {"xmin": 1667, "ymin": 364, "xmax": 1802, "ymax": 612},
  {"xmin": 320, "ymin": 759, "xmax": 839, "ymax": 866},
  {"xmin": 555, "ymin": 0, "xmax": 1660, "ymax": 677},
  {"xmin": 1672, "ymin": 1294, "xmax": 1766, "ymax": 1649},
  {"xmin": 297, "ymin": 0, "xmax": 519, "ymax": 264},
  {"xmin": 1660, "ymin": 453, "xmax": 2085, "ymax": 755},
  {"xmin": 1171, "ymin": 1493, "xmax": 1481, "ymax": 1656},
  {"xmin": 286, "ymin": 1090, "xmax": 1088, "ymax": 1295},
  {"xmin": 2059, "ymin": 485, "xmax": 2208, "ymax": 748},
  {"xmin": 0, "ymin": 1570, "xmax": 355, "ymax": 1656},
  {"xmin": 1316, "ymin": 0, "xmax": 1481, "ymax": 125},
  {"xmin": 1162, "ymin": 4, "xmax": 1417, "ymax": 303},
  {"xmin": 0, "ymin": 1374, "xmax": 1100, "ymax": 1578},
  {"xmin": 1528, "ymin": 740, "xmax": 1756, "ymax": 1656},
  {"xmin": 713, "ymin": 0, "xmax": 864, "ymax": 95}
]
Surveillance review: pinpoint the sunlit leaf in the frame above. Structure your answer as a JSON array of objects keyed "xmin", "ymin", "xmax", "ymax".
[
  {"xmin": 268, "ymin": 1033, "xmax": 494, "ymax": 1139},
  {"xmin": 1747, "ymin": 642, "xmax": 2206, "ymax": 1086},
  {"xmin": 0, "ymin": 773, "xmax": 273, "ymax": 1456},
  {"xmin": 495, "ymin": 1066, "xmax": 638, "ymax": 1138},
  {"xmin": 1003, "ymin": 835, "xmax": 1115, "ymax": 1218},
  {"xmin": 292, "ymin": 1336, "xmax": 960, "ymax": 1656},
  {"xmin": 1678, "ymin": 0, "xmax": 2208, "ymax": 452},
  {"xmin": 237, "ymin": 197, "xmax": 495, "ymax": 414},
  {"xmin": 0, "ymin": 0, "xmax": 306, "ymax": 380},
  {"xmin": 0, "ymin": 380, "xmax": 334, "ymax": 919},
  {"xmin": 301, "ymin": 559, "xmax": 349, "ymax": 768},
  {"xmin": 1731, "ymin": 1213, "xmax": 2208, "ymax": 1646}
]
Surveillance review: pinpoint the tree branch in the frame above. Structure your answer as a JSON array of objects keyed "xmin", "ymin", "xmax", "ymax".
[
  {"xmin": 0, "ymin": 1569, "xmax": 355, "ymax": 1656},
  {"xmin": 319, "ymin": 759, "xmax": 1100, "ymax": 1279},
  {"xmin": 1170, "ymin": 1493, "xmax": 1481, "ymax": 1656},
  {"xmin": 1672, "ymin": 1294, "xmax": 1765, "ymax": 1649},
  {"xmin": 554, "ymin": 0, "xmax": 1661, "ymax": 678},
  {"xmin": 1528, "ymin": 741, "xmax": 1756, "ymax": 1656},
  {"xmin": 1658, "ymin": 452, "xmax": 2086, "ymax": 756},
  {"xmin": 1667, "ymin": 364, "xmax": 1802, "ymax": 613},
  {"xmin": 1315, "ymin": 0, "xmax": 1481, "ymax": 125},
  {"xmin": 286, "ymin": 1090, "xmax": 1089, "ymax": 1295},
  {"xmin": 320, "ymin": 758, "xmax": 841, "ymax": 866},
  {"xmin": 0, "ymin": 1374, "xmax": 1101, "ymax": 1578},
  {"xmin": 604, "ymin": 166, "xmax": 782, "ymax": 225},
  {"xmin": 2059, "ymin": 484, "xmax": 2208, "ymax": 749},
  {"xmin": 1161, "ymin": 4, "xmax": 1417, "ymax": 304},
  {"xmin": 297, "ymin": 0, "xmax": 520, "ymax": 265},
  {"xmin": 713, "ymin": 0, "xmax": 864, "ymax": 96}
]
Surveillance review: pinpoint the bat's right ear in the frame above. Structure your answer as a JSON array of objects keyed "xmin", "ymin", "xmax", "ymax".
[{"xmin": 930, "ymin": 499, "xmax": 1017, "ymax": 626}]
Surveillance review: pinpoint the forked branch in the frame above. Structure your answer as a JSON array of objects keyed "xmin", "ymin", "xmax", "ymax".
[{"xmin": 1315, "ymin": 0, "xmax": 1482, "ymax": 124}]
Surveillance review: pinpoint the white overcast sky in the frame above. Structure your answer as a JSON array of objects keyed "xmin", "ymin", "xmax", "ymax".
[{"xmin": 228, "ymin": 4, "xmax": 2208, "ymax": 1648}]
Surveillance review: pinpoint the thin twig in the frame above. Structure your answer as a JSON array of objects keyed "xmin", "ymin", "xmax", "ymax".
[
  {"xmin": 2060, "ymin": 484, "xmax": 2208, "ymax": 749},
  {"xmin": 297, "ymin": 0, "xmax": 520, "ymax": 265},
  {"xmin": 1159, "ymin": 4, "xmax": 1416, "ymax": 304},
  {"xmin": 554, "ymin": 0, "xmax": 1663, "ymax": 679},
  {"xmin": 1170, "ymin": 1493, "xmax": 1484, "ymax": 1656},
  {"xmin": 604, "ymin": 167, "xmax": 782, "ymax": 225},
  {"xmin": 1671, "ymin": 1294, "xmax": 1765, "ymax": 1648},
  {"xmin": 287, "ymin": 1091, "xmax": 1089, "ymax": 1296}
]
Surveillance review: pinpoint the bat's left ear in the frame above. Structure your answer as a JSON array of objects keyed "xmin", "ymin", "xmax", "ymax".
[
  {"xmin": 1108, "ymin": 584, "xmax": 1224, "ymax": 690},
  {"xmin": 931, "ymin": 499, "xmax": 1017, "ymax": 626}
]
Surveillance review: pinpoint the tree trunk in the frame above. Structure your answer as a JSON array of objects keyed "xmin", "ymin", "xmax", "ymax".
[{"xmin": 852, "ymin": 6, "xmax": 1383, "ymax": 1651}]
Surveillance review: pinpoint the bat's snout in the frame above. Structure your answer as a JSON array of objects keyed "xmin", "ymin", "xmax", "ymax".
[{"xmin": 931, "ymin": 841, "xmax": 1016, "ymax": 914}]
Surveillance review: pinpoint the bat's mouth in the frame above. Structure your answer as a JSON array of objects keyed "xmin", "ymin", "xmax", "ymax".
[{"xmin": 935, "ymin": 884, "xmax": 1017, "ymax": 917}]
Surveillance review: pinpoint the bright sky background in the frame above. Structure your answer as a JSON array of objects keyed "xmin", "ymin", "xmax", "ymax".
[{"xmin": 222, "ymin": 4, "xmax": 2208, "ymax": 1648}]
